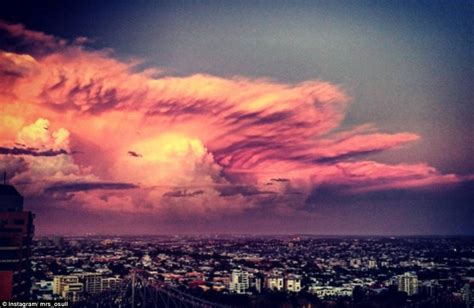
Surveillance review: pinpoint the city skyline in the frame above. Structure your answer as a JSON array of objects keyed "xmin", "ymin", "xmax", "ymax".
[{"xmin": 0, "ymin": 1, "xmax": 473, "ymax": 235}]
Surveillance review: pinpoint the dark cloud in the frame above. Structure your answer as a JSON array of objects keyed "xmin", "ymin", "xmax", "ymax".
[
  {"xmin": 146, "ymin": 99, "xmax": 223, "ymax": 117},
  {"xmin": 312, "ymin": 149, "xmax": 384, "ymax": 164},
  {"xmin": 0, "ymin": 69, "xmax": 23, "ymax": 78},
  {"xmin": 162, "ymin": 190, "xmax": 204, "ymax": 198},
  {"xmin": 271, "ymin": 178, "xmax": 290, "ymax": 182},
  {"xmin": 44, "ymin": 181, "xmax": 139, "ymax": 193},
  {"xmin": 127, "ymin": 151, "xmax": 142, "ymax": 158},
  {"xmin": 284, "ymin": 191, "xmax": 303, "ymax": 195},
  {"xmin": 0, "ymin": 146, "xmax": 68, "ymax": 157},
  {"xmin": 0, "ymin": 156, "xmax": 29, "ymax": 181},
  {"xmin": 305, "ymin": 180, "xmax": 474, "ymax": 210},
  {"xmin": 218, "ymin": 185, "xmax": 276, "ymax": 197},
  {"xmin": 252, "ymin": 111, "xmax": 293, "ymax": 125},
  {"xmin": 0, "ymin": 20, "xmax": 91, "ymax": 57}
]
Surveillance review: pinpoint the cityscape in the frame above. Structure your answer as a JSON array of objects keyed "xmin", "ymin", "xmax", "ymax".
[
  {"xmin": 1, "ymin": 184, "xmax": 474, "ymax": 306},
  {"xmin": 31, "ymin": 235, "xmax": 474, "ymax": 307},
  {"xmin": 0, "ymin": 1, "xmax": 473, "ymax": 307}
]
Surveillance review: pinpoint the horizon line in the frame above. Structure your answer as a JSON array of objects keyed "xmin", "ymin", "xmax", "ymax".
[{"xmin": 34, "ymin": 233, "xmax": 474, "ymax": 238}]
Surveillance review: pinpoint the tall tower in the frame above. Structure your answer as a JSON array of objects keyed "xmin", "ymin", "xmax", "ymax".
[{"xmin": 0, "ymin": 182, "xmax": 35, "ymax": 300}]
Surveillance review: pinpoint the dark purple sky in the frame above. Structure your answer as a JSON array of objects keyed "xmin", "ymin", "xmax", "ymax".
[{"xmin": 0, "ymin": 1, "xmax": 472, "ymax": 235}]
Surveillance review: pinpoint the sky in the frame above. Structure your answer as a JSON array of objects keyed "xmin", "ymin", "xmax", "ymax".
[{"xmin": 0, "ymin": 0, "xmax": 472, "ymax": 235}]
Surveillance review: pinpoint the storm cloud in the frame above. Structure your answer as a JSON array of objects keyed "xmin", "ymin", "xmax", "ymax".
[{"xmin": 0, "ymin": 20, "xmax": 471, "ymax": 232}]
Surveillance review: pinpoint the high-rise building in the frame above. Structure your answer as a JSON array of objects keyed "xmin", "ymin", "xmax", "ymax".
[
  {"xmin": 100, "ymin": 276, "xmax": 121, "ymax": 291},
  {"xmin": 61, "ymin": 282, "xmax": 83, "ymax": 303},
  {"xmin": 252, "ymin": 273, "xmax": 264, "ymax": 293},
  {"xmin": 229, "ymin": 269, "xmax": 249, "ymax": 294},
  {"xmin": 52, "ymin": 275, "xmax": 84, "ymax": 302},
  {"xmin": 0, "ymin": 183, "xmax": 35, "ymax": 300},
  {"xmin": 53, "ymin": 275, "xmax": 80, "ymax": 295},
  {"xmin": 368, "ymin": 259, "xmax": 377, "ymax": 269},
  {"xmin": 78, "ymin": 273, "xmax": 102, "ymax": 295},
  {"xmin": 397, "ymin": 272, "xmax": 418, "ymax": 296},
  {"xmin": 76, "ymin": 272, "xmax": 121, "ymax": 295},
  {"xmin": 285, "ymin": 275, "xmax": 302, "ymax": 292},
  {"xmin": 350, "ymin": 258, "xmax": 362, "ymax": 268},
  {"xmin": 266, "ymin": 275, "xmax": 284, "ymax": 291},
  {"xmin": 463, "ymin": 282, "xmax": 474, "ymax": 308}
]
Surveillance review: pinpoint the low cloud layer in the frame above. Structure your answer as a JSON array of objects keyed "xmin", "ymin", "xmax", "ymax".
[
  {"xmin": 0, "ymin": 20, "xmax": 471, "ymax": 232},
  {"xmin": 45, "ymin": 182, "xmax": 139, "ymax": 193},
  {"xmin": 0, "ymin": 146, "xmax": 68, "ymax": 157}
]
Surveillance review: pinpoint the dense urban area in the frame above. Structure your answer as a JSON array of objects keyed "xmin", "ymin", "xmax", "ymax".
[{"xmin": 30, "ymin": 235, "xmax": 474, "ymax": 307}]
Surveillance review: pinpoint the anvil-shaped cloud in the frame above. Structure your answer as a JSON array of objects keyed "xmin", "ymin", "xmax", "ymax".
[{"xmin": 0, "ymin": 21, "xmax": 470, "ymax": 231}]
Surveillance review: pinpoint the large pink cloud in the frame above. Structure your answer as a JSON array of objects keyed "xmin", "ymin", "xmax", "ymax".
[{"xmin": 0, "ymin": 21, "xmax": 469, "ymax": 220}]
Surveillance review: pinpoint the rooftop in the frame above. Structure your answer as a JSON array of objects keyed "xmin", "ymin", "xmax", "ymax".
[{"xmin": 0, "ymin": 184, "xmax": 22, "ymax": 197}]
